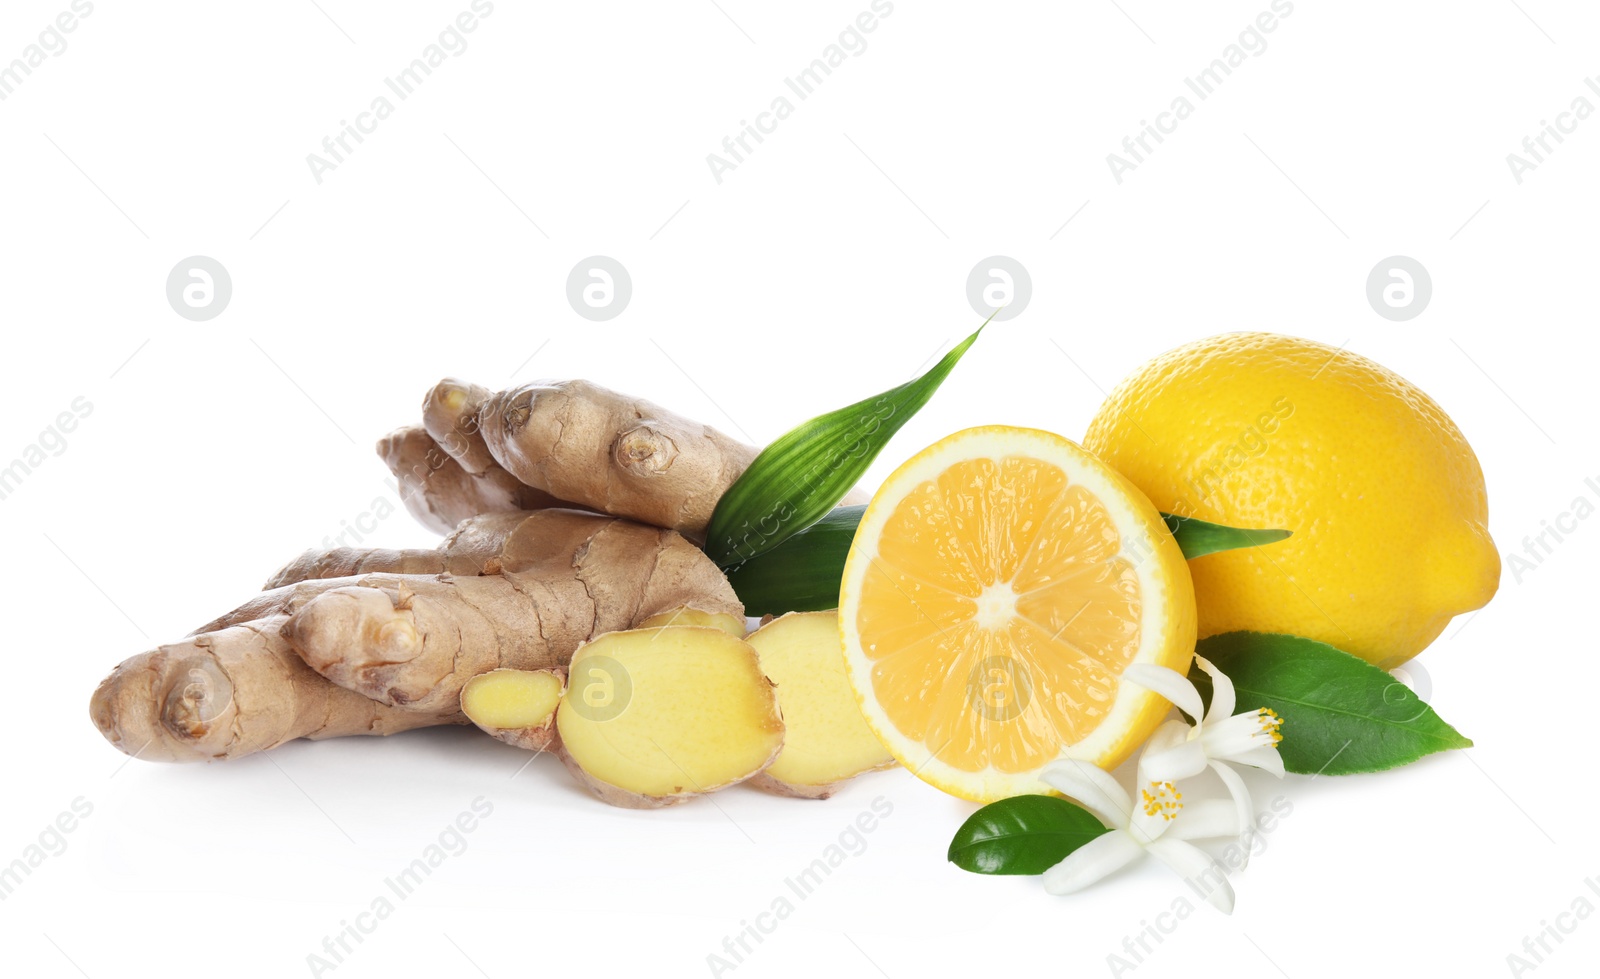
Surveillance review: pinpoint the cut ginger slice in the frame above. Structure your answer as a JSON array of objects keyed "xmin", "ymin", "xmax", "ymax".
[
  {"xmin": 462, "ymin": 668, "xmax": 565, "ymax": 752},
  {"xmin": 636, "ymin": 606, "xmax": 747, "ymax": 637},
  {"xmin": 745, "ymin": 612, "xmax": 895, "ymax": 799},
  {"xmin": 839, "ymin": 426, "xmax": 1197, "ymax": 803},
  {"xmin": 555, "ymin": 626, "xmax": 784, "ymax": 808}
]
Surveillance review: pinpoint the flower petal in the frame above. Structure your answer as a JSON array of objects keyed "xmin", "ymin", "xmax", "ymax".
[
  {"xmin": 1041, "ymin": 758, "xmax": 1134, "ymax": 829},
  {"xmin": 1200, "ymin": 710, "xmax": 1278, "ymax": 760},
  {"xmin": 1138, "ymin": 737, "xmax": 1209, "ymax": 784},
  {"xmin": 1041, "ymin": 829, "xmax": 1145, "ymax": 895},
  {"xmin": 1194, "ymin": 655, "xmax": 1235, "ymax": 723},
  {"xmin": 1166, "ymin": 798, "xmax": 1242, "ymax": 842},
  {"xmin": 1122, "ymin": 663, "xmax": 1205, "ymax": 724},
  {"xmin": 1208, "ymin": 761, "xmax": 1255, "ymax": 869},
  {"xmin": 1145, "ymin": 718, "xmax": 1191, "ymax": 754},
  {"xmin": 1229, "ymin": 745, "xmax": 1286, "ymax": 777},
  {"xmin": 1146, "ymin": 838, "xmax": 1235, "ymax": 914}
]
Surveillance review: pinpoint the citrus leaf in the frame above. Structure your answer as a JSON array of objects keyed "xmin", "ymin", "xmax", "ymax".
[
  {"xmin": 703, "ymin": 319, "xmax": 989, "ymax": 568},
  {"xmin": 1190, "ymin": 631, "xmax": 1472, "ymax": 775},
  {"xmin": 948, "ymin": 794, "xmax": 1111, "ymax": 876},
  {"xmin": 1163, "ymin": 514, "xmax": 1291, "ymax": 560},
  {"xmin": 724, "ymin": 505, "xmax": 864, "ymax": 616},
  {"xmin": 723, "ymin": 505, "xmax": 1288, "ymax": 614}
]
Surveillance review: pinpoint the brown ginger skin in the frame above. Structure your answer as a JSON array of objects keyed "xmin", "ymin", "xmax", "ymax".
[
  {"xmin": 421, "ymin": 378, "xmax": 499, "ymax": 475},
  {"xmin": 89, "ymin": 511, "xmax": 553, "ymax": 763},
  {"xmin": 200, "ymin": 511, "xmax": 542, "ymax": 635},
  {"xmin": 378, "ymin": 426, "xmax": 565, "ymax": 535},
  {"xmin": 88, "ymin": 616, "xmax": 462, "ymax": 762},
  {"xmin": 479, "ymin": 379, "xmax": 759, "ymax": 538},
  {"xmin": 281, "ymin": 510, "xmax": 743, "ymax": 714},
  {"xmin": 263, "ymin": 510, "xmax": 542, "ymax": 590},
  {"xmin": 394, "ymin": 377, "xmax": 870, "ymax": 539}
]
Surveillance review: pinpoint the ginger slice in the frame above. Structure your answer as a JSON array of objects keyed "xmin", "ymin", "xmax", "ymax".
[
  {"xmin": 636, "ymin": 606, "xmax": 747, "ymax": 638},
  {"xmin": 555, "ymin": 626, "xmax": 784, "ymax": 808},
  {"xmin": 462, "ymin": 668, "xmax": 565, "ymax": 751},
  {"xmin": 744, "ymin": 611, "xmax": 895, "ymax": 799}
]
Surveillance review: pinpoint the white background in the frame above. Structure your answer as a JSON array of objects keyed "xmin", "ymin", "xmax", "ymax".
[{"xmin": 2, "ymin": 1, "xmax": 1597, "ymax": 977}]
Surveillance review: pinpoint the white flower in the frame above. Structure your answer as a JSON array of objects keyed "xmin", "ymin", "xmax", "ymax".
[
  {"xmin": 1123, "ymin": 655, "xmax": 1286, "ymax": 865},
  {"xmin": 1039, "ymin": 757, "xmax": 1241, "ymax": 913}
]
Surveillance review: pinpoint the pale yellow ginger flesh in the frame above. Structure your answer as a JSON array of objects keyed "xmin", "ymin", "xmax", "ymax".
[
  {"xmin": 744, "ymin": 611, "xmax": 895, "ymax": 798},
  {"xmin": 462, "ymin": 668, "xmax": 564, "ymax": 751},
  {"xmin": 636, "ymin": 607, "xmax": 747, "ymax": 638},
  {"xmin": 556, "ymin": 626, "xmax": 784, "ymax": 808}
]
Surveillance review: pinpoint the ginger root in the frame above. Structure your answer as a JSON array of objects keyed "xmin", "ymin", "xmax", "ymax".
[
  {"xmin": 281, "ymin": 510, "xmax": 743, "ymax": 713},
  {"xmin": 204, "ymin": 510, "xmax": 543, "ymax": 634},
  {"xmin": 479, "ymin": 379, "xmax": 759, "ymax": 538},
  {"xmin": 421, "ymin": 378, "xmax": 499, "ymax": 476},
  {"xmin": 89, "ymin": 616, "xmax": 461, "ymax": 762},
  {"xmin": 393, "ymin": 377, "xmax": 871, "ymax": 539},
  {"xmin": 555, "ymin": 626, "xmax": 784, "ymax": 808},
  {"xmin": 461, "ymin": 668, "xmax": 564, "ymax": 751},
  {"xmin": 743, "ymin": 611, "xmax": 894, "ymax": 798},
  {"xmin": 378, "ymin": 425, "xmax": 563, "ymax": 535},
  {"xmin": 263, "ymin": 510, "xmax": 545, "ymax": 590},
  {"xmin": 90, "ymin": 510, "xmax": 740, "ymax": 762},
  {"xmin": 91, "ymin": 513, "xmax": 545, "ymax": 762}
]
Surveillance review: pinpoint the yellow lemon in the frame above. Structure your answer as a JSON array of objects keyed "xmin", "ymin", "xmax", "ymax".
[
  {"xmin": 838, "ymin": 426, "xmax": 1196, "ymax": 803},
  {"xmin": 1083, "ymin": 332, "xmax": 1499, "ymax": 669}
]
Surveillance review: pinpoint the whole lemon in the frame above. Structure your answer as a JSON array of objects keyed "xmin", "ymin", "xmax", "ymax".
[{"xmin": 1082, "ymin": 332, "xmax": 1499, "ymax": 668}]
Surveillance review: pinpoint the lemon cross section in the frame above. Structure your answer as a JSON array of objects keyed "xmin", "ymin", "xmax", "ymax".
[{"xmin": 839, "ymin": 426, "xmax": 1197, "ymax": 804}]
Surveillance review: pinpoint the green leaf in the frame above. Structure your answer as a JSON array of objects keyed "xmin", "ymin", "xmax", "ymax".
[
  {"xmin": 948, "ymin": 794, "xmax": 1111, "ymax": 876},
  {"xmin": 1163, "ymin": 514, "xmax": 1291, "ymax": 560},
  {"xmin": 703, "ymin": 319, "xmax": 990, "ymax": 568},
  {"xmin": 1191, "ymin": 631, "xmax": 1473, "ymax": 775},
  {"xmin": 723, "ymin": 504, "xmax": 1289, "ymax": 615},
  {"xmin": 724, "ymin": 505, "xmax": 864, "ymax": 617}
]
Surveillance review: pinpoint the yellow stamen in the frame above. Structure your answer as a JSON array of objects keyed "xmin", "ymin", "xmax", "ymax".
[
  {"xmin": 1259, "ymin": 708, "xmax": 1285, "ymax": 745},
  {"xmin": 1139, "ymin": 781, "xmax": 1183, "ymax": 821}
]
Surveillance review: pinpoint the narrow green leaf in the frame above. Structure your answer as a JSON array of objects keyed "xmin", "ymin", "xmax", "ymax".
[
  {"xmin": 948, "ymin": 794, "xmax": 1111, "ymax": 876},
  {"xmin": 1163, "ymin": 514, "xmax": 1291, "ymax": 560},
  {"xmin": 703, "ymin": 319, "xmax": 990, "ymax": 568},
  {"xmin": 1190, "ymin": 631, "xmax": 1473, "ymax": 776},
  {"xmin": 724, "ymin": 505, "xmax": 1289, "ymax": 615},
  {"xmin": 724, "ymin": 505, "xmax": 864, "ymax": 616}
]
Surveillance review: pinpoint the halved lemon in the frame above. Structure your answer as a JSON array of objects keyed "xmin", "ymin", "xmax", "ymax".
[{"xmin": 838, "ymin": 426, "xmax": 1196, "ymax": 803}]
